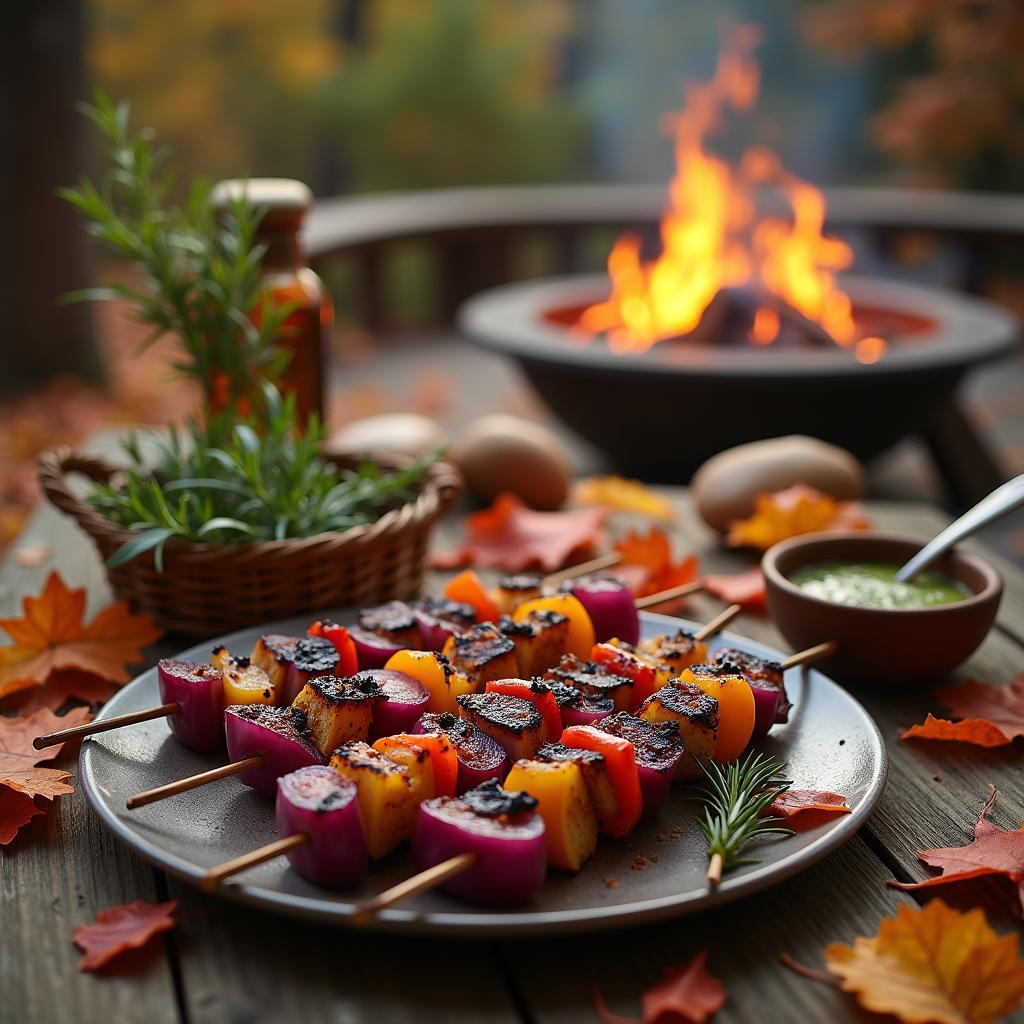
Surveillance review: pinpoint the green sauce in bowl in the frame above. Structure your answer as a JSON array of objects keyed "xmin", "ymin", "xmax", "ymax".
[{"xmin": 789, "ymin": 561, "xmax": 969, "ymax": 610}]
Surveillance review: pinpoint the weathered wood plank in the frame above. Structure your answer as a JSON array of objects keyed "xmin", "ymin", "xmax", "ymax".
[
  {"xmin": 164, "ymin": 879, "xmax": 522, "ymax": 1024},
  {"xmin": 0, "ymin": 774, "xmax": 181, "ymax": 1024},
  {"xmin": 506, "ymin": 837, "xmax": 910, "ymax": 1024}
]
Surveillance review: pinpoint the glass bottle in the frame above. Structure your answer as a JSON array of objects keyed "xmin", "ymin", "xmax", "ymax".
[{"xmin": 211, "ymin": 178, "xmax": 333, "ymax": 423}]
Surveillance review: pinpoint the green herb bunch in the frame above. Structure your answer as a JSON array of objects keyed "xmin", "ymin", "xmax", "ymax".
[
  {"xmin": 62, "ymin": 95, "xmax": 435, "ymax": 568},
  {"xmin": 694, "ymin": 752, "xmax": 793, "ymax": 882}
]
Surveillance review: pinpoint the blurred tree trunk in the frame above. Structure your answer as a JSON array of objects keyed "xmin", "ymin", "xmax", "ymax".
[{"xmin": 1, "ymin": 0, "xmax": 100, "ymax": 396}]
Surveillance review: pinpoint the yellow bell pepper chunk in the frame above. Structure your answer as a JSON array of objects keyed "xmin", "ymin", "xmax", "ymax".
[
  {"xmin": 513, "ymin": 594, "xmax": 595, "ymax": 660},
  {"xmin": 385, "ymin": 649, "xmax": 475, "ymax": 715},
  {"xmin": 505, "ymin": 758, "xmax": 597, "ymax": 871},
  {"xmin": 221, "ymin": 660, "xmax": 276, "ymax": 707},
  {"xmin": 678, "ymin": 666, "xmax": 754, "ymax": 763}
]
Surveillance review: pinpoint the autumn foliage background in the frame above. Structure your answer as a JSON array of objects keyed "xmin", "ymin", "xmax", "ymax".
[{"xmin": 4, "ymin": 0, "xmax": 1024, "ymax": 554}]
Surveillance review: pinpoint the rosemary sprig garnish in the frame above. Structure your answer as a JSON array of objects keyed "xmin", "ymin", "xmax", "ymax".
[{"xmin": 693, "ymin": 752, "xmax": 793, "ymax": 887}]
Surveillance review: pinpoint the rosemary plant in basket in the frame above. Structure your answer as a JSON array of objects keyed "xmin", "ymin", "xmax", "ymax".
[{"xmin": 60, "ymin": 94, "xmax": 436, "ymax": 570}]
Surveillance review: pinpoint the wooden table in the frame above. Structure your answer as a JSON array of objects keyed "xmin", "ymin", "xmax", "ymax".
[{"xmin": 4, "ymin": 494, "xmax": 1024, "ymax": 1023}]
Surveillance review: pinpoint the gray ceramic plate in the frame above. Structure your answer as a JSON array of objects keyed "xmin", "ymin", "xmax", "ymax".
[{"xmin": 80, "ymin": 611, "xmax": 887, "ymax": 936}]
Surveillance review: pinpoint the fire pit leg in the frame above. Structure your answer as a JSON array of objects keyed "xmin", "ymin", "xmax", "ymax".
[{"xmin": 919, "ymin": 399, "xmax": 1006, "ymax": 509}]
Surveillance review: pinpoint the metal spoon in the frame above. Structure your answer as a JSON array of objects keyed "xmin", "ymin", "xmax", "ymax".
[{"xmin": 896, "ymin": 473, "xmax": 1024, "ymax": 582}]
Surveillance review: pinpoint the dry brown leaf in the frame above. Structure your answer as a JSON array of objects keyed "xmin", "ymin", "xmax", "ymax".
[{"xmin": 0, "ymin": 706, "xmax": 91, "ymax": 775}]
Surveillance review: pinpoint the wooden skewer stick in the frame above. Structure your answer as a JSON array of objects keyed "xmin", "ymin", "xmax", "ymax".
[
  {"xmin": 707, "ymin": 851, "xmax": 724, "ymax": 888},
  {"xmin": 351, "ymin": 852, "xmax": 478, "ymax": 925},
  {"xmin": 126, "ymin": 756, "xmax": 264, "ymax": 810},
  {"xmin": 33, "ymin": 703, "xmax": 181, "ymax": 750},
  {"xmin": 201, "ymin": 833, "xmax": 309, "ymax": 892},
  {"xmin": 542, "ymin": 551, "xmax": 623, "ymax": 587},
  {"xmin": 781, "ymin": 641, "xmax": 838, "ymax": 671},
  {"xmin": 694, "ymin": 604, "xmax": 743, "ymax": 642},
  {"xmin": 633, "ymin": 579, "xmax": 705, "ymax": 610}
]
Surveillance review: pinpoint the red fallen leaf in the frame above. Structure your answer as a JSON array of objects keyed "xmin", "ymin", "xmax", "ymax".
[
  {"xmin": 0, "ymin": 669, "xmax": 119, "ymax": 715},
  {"xmin": 592, "ymin": 952, "xmax": 726, "ymax": 1023},
  {"xmin": 703, "ymin": 568, "xmax": 767, "ymax": 611},
  {"xmin": 889, "ymin": 788, "xmax": 1024, "ymax": 915},
  {"xmin": 0, "ymin": 787, "xmax": 44, "ymax": 845},
  {"xmin": 74, "ymin": 900, "xmax": 178, "ymax": 973},
  {"xmin": 614, "ymin": 528, "xmax": 700, "ymax": 599},
  {"xmin": 2, "ymin": 767, "xmax": 74, "ymax": 800},
  {"xmin": 767, "ymin": 789, "xmax": 851, "ymax": 830},
  {"xmin": 901, "ymin": 674, "xmax": 1024, "ymax": 748},
  {"xmin": 901, "ymin": 714, "xmax": 1011, "ymax": 748},
  {"xmin": 0, "ymin": 706, "xmax": 92, "ymax": 775},
  {"xmin": 432, "ymin": 493, "xmax": 607, "ymax": 573}
]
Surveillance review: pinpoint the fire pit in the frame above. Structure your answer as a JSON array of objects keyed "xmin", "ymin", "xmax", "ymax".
[{"xmin": 458, "ymin": 28, "xmax": 1019, "ymax": 482}]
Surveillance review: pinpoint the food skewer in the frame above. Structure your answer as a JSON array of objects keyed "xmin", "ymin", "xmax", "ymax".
[
  {"xmin": 32, "ymin": 576, "xmax": 707, "ymax": 753},
  {"xmin": 540, "ymin": 551, "xmax": 623, "ymax": 587},
  {"xmin": 350, "ymin": 852, "xmax": 477, "ymax": 924},
  {"xmin": 127, "ymin": 756, "xmax": 264, "ymax": 810},
  {"xmin": 780, "ymin": 640, "xmax": 837, "ymax": 671}
]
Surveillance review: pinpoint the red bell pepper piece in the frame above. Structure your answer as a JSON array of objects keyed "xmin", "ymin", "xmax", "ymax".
[
  {"xmin": 484, "ymin": 679, "xmax": 563, "ymax": 741},
  {"xmin": 444, "ymin": 570, "xmax": 501, "ymax": 623},
  {"xmin": 560, "ymin": 724, "xmax": 642, "ymax": 838},
  {"xmin": 590, "ymin": 642, "xmax": 657, "ymax": 711},
  {"xmin": 308, "ymin": 620, "xmax": 359, "ymax": 676}
]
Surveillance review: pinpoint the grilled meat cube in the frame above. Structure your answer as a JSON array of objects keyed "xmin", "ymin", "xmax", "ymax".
[
  {"xmin": 250, "ymin": 633, "xmax": 301, "ymax": 692},
  {"xmin": 283, "ymin": 635, "xmax": 341, "ymax": 704},
  {"xmin": 221, "ymin": 656, "xmax": 276, "ymax": 706},
  {"xmin": 713, "ymin": 647, "xmax": 791, "ymax": 724},
  {"xmin": 536, "ymin": 742, "xmax": 619, "ymax": 827},
  {"xmin": 415, "ymin": 596, "xmax": 476, "ymax": 631},
  {"xmin": 493, "ymin": 574, "xmax": 542, "ymax": 615},
  {"xmin": 456, "ymin": 692, "xmax": 544, "ymax": 762},
  {"xmin": 329, "ymin": 741, "xmax": 418, "ymax": 859},
  {"xmin": 637, "ymin": 629, "xmax": 708, "ymax": 676},
  {"xmin": 544, "ymin": 654, "xmax": 634, "ymax": 711},
  {"xmin": 638, "ymin": 682, "xmax": 718, "ymax": 778},
  {"xmin": 499, "ymin": 609, "xmax": 569, "ymax": 676},
  {"xmin": 292, "ymin": 673, "xmax": 386, "ymax": 755},
  {"xmin": 358, "ymin": 600, "xmax": 421, "ymax": 647},
  {"xmin": 442, "ymin": 622, "xmax": 518, "ymax": 685},
  {"xmin": 504, "ymin": 758, "xmax": 597, "ymax": 871}
]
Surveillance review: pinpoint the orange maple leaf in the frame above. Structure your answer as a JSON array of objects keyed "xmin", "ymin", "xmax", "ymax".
[
  {"xmin": 74, "ymin": 900, "xmax": 178, "ymax": 973},
  {"xmin": 614, "ymin": 527, "xmax": 700, "ymax": 599},
  {"xmin": 592, "ymin": 951, "xmax": 726, "ymax": 1024},
  {"xmin": 0, "ymin": 668, "xmax": 119, "ymax": 715},
  {"xmin": 0, "ymin": 706, "xmax": 91, "ymax": 775},
  {"xmin": 0, "ymin": 787, "xmax": 44, "ymax": 845},
  {"xmin": 2, "ymin": 767, "xmax": 74, "ymax": 800},
  {"xmin": 0, "ymin": 572, "xmax": 161, "ymax": 699},
  {"xmin": 573, "ymin": 476, "xmax": 678, "ymax": 521},
  {"xmin": 825, "ymin": 900, "xmax": 1024, "ymax": 1024},
  {"xmin": 726, "ymin": 484, "xmax": 871, "ymax": 551}
]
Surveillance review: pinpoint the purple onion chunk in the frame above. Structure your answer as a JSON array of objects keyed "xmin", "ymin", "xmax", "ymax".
[
  {"xmin": 597, "ymin": 712, "xmax": 684, "ymax": 816},
  {"xmin": 276, "ymin": 766, "xmax": 368, "ymax": 887},
  {"xmin": 414, "ymin": 597, "xmax": 476, "ymax": 651},
  {"xmin": 224, "ymin": 704, "xmax": 324, "ymax": 796},
  {"xmin": 157, "ymin": 659, "xmax": 224, "ymax": 753},
  {"xmin": 561, "ymin": 575, "xmax": 640, "ymax": 646},
  {"xmin": 349, "ymin": 627, "xmax": 403, "ymax": 670},
  {"xmin": 415, "ymin": 711, "xmax": 508, "ymax": 792},
  {"xmin": 412, "ymin": 780, "xmax": 546, "ymax": 904},
  {"xmin": 364, "ymin": 669, "xmax": 431, "ymax": 740}
]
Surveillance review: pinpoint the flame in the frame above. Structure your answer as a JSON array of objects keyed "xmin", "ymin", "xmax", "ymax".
[{"xmin": 578, "ymin": 27, "xmax": 884, "ymax": 360}]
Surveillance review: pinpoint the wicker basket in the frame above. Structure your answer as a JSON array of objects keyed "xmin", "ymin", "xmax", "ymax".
[{"xmin": 38, "ymin": 447, "xmax": 462, "ymax": 637}]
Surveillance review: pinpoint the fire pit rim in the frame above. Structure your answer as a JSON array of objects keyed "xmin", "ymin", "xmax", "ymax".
[{"xmin": 458, "ymin": 273, "xmax": 1019, "ymax": 380}]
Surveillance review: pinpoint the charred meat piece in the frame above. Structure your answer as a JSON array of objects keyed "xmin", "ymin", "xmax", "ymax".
[
  {"xmin": 358, "ymin": 601, "xmax": 421, "ymax": 647},
  {"xmin": 249, "ymin": 634, "xmax": 301, "ymax": 691},
  {"xmin": 493, "ymin": 574, "xmax": 542, "ymax": 615},
  {"xmin": 536, "ymin": 742, "xmax": 619, "ymax": 827},
  {"xmin": 714, "ymin": 647, "xmax": 791, "ymax": 724},
  {"xmin": 415, "ymin": 596, "xmax": 477, "ymax": 630},
  {"xmin": 597, "ymin": 712, "xmax": 685, "ymax": 774},
  {"xmin": 442, "ymin": 623, "xmax": 518, "ymax": 685},
  {"xmin": 499, "ymin": 609, "xmax": 569, "ymax": 676},
  {"xmin": 279, "ymin": 635, "xmax": 341, "ymax": 704},
  {"xmin": 456, "ymin": 692, "xmax": 544, "ymax": 762},
  {"xmin": 637, "ymin": 629, "xmax": 708, "ymax": 676},
  {"xmin": 544, "ymin": 654, "xmax": 634, "ymax": 711},
  {"xmin": 638, "ymin": 682, "xmax": 718, "ymax": 778},
  {"xmin": 292, "ymin": 673, "xmax": 386, "ymax": 755}
]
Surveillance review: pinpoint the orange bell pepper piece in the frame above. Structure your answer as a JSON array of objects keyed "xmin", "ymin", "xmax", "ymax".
[
  {"xmin": 560, "ymin": 724, "xmax": 642, "ymax": 838},
  {"xmin": 513, "ymin": 594, "xmax": 595, "ymax": 659},
  {"xmin": 374, "ymin": 732, "xmax": 459, "ymax": 798},
  {"xmin": 484, "ymin": 679, "xmax": 562, "ymax": 740},
  {"xmin": 385, "ymin": 649, "xmax": 475, "ymax": 715},
  {"xmin": 307, "ymin": 620, "xmax": 359, "ymax": 676},
  {"xmin": 590, "ymin": 643, "xmax": 657, "ymax": 711},
  {"xmin": 443, "ymin": 570, "xmax": 501, "ymax": 623},
  {"xmin": 678, "ymin": 666, "xmax": 755, "ymax": 763}
]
